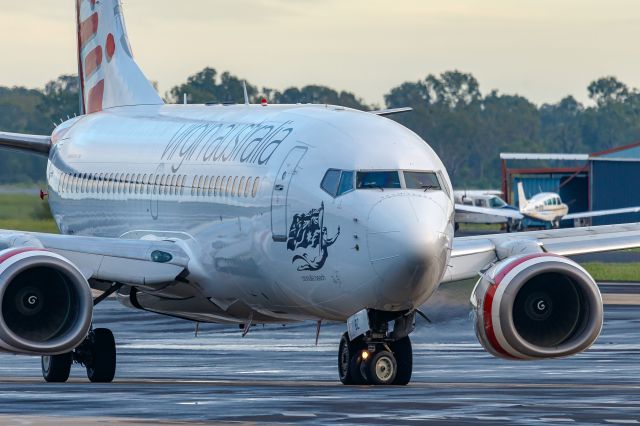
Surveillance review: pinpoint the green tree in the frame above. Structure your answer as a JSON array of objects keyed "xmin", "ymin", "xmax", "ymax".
[
  {"xmin": 37, "ymin": 75, "xmax": 81, "ymax": 124},
  {"xmin": 588, "ymin": 77, "xmax": 630, "ymax": 106},
  {"xmin": 271, "ymin": 85, "xmax": 370, "ymax": 110},
  {"xmin": 168, "ymin": 67, "xmax": 259, "ymax": 104}
]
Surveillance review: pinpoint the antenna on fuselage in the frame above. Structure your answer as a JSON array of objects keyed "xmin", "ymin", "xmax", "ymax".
[
  {"xmin": 242, "ymin": 81, "xmax": 250, "ymax": 106},
  {"xmin": 183, "ymin": 93, "xmax": 188, "ymax": 105}
]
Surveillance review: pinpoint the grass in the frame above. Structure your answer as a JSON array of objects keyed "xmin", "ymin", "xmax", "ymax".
[
  {"xmin": 457, "ymin": 223, "xmax": 503, "ymax": 232},
  {"xmin": 0, "ymin": 193, "xmax": 58, "ymax": 233},
  {"xmin": 581, "ymin": 262, "xmax": 640, "ymax": 282}
]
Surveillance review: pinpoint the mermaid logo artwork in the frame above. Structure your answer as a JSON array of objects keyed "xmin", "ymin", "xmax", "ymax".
[{"xmin": 286, "ymin": 202, "xmax": 340, "ymax": 271}]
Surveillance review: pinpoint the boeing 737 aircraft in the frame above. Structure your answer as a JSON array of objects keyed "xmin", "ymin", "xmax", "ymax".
[{"xmin": 1, "ymin": 1, "xmax": 640, "ymax": 386}]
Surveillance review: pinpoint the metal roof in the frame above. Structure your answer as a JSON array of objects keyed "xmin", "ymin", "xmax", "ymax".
[{"xmin": 499, "ymin": 153, "xmax": 589, "ymax": 161}]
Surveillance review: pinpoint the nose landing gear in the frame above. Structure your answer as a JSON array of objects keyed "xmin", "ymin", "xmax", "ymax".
[{"xmin": 339, "ymin": 309, "xmax": 415, "ymax": 385}]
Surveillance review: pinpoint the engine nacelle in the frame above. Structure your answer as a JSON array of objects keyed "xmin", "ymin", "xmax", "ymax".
[
  {"xmin": 0, "ymin": 248, "xmax": 93, "ymax": 355},
  {"xmin": 471, "ymin": 253, "xmax": 603, "ymax": 360}
]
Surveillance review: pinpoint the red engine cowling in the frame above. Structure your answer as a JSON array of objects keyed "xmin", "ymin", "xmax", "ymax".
[
  {"xmin": 471, "ymin": 253, "xmax": 603, "ymax": 360},
  {"xmin": 0, "ymin": 248, "xmax": 93, "ymax": 355}
]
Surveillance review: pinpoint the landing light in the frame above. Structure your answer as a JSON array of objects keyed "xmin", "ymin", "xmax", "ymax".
[{"xmin": 361, "ymin": 350, "xmax": 369, "ymax": 361}]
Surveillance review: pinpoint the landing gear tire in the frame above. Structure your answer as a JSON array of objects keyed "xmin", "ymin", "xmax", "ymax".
[
  {"xmin": 338, "ymin": 332, "xmax": 366, "ymax": 385},
  {"xmin": 390, "ymin": 336, "xmax": 412, "ymax": 385},
  {"xmin": 364, "ymin": 350, "xmax": 397, "ymax": 385},
  {"xmin": 41, "ymin": 352, "xmax": 72, "ymax": 383},
  {"xmin": 85, "ymin": 328, "xmax": 116, "ymax": 383}
]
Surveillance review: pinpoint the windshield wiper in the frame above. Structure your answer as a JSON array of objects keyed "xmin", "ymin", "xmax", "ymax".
[
  {"xmin": 421, "ymin": 185, "xmax": 438, "ymax": 192},
  {"xmin": 362, "ymin": 183, "xmax": 384, "ymax": 191}
]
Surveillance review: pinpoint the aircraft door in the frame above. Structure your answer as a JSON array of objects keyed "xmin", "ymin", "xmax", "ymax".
[{"xmin": 271, "ymin": 146, "xmax": 308, "ymax": 241}]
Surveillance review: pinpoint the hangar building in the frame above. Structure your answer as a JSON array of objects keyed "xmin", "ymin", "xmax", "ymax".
[{"xmin": 501, "ymin": 142, "xmax": 640, "ymax": 227}]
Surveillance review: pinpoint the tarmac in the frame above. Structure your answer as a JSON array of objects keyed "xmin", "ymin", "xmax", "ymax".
[{"xmin": 0, "ymin": 281, "xmax": 639, "ymax": 425}]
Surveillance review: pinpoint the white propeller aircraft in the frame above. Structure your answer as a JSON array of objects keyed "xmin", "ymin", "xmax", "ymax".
[
  {"xmin": 516, "ymin": 182, "xmax": 640, "ymax": 228},
  {"xmin": 0, "ymin": 0, "xmax": 640, "ymax": 386}
]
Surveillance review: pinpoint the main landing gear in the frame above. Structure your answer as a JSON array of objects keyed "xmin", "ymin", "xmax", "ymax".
[
  {"xmin": 338, "ymin": 309, "xmax": 414, "ymax": 386},
  {"xmin": 41, "ymin": 282, "xmax": 121, "ymax": 383},
  {"xmin": 41, "ymin": 328, "xmax": 117, "ymax": 383}
]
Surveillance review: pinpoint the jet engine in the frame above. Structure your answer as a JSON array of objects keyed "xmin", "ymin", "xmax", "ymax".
[
  {"xmin": 0, "ymin": 248, "xmax": 93, "ymax": 355},
  {"xmin": 471, "ymin": 252, "xmax": 603, "ymax": 360}
]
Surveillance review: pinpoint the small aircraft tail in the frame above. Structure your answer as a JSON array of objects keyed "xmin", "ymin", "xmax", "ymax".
[
  {"xmin": 75, "ymin": 0, "xmax": 163, "ymax": 114},
  {"xmin": 517, "ymin": 182, "xmax": 529, "ymax": 210}
]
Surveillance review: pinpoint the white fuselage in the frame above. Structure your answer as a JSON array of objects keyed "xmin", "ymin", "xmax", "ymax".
[
  {"xmin": 521, "ymin": 193, "xmax": 569, "ymax": 223},
  {"xmin": 46, "ymin": 104, "xmax": 454, "ymax": 323},
  {"xmin": 453, "ymin": 192, "xmax": 512, "ymax": 225}
]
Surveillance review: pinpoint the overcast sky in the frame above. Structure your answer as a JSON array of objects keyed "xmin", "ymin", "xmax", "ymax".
[{"xmin": 1, "ymin": 0, "xmax": 639, "ymax": 106}]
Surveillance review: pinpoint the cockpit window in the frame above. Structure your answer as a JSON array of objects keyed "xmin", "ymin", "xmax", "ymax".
[
  {"xmin": 489, "ymin": 197, "xmax": 507, "ymax": 208},
  {"xmin": 403, "ymin": 171, "xmax": 441, "ymax": 191},
  {"xmin": 321, "ymin": 169, "xmax": 341, "ymax": 196},
  {"xmin": 356, "ymin": 171, "xmax": 401, "ymax": 190},
  {"xmin": 338, "ymin": 171, "xmax": 354, "ymax": 195}
]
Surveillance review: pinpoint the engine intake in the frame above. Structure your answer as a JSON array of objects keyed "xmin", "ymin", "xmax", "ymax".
[
  {"xmin": 0, "ymin": 248, "xmax": 93, "ymax": 355},
  {"xmin": 471, "ymin": 253, "xmax": 603, "ymax": 360}
]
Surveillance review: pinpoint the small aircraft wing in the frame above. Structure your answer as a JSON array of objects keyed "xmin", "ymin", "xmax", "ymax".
[
  {"xmin": 0, "ymin": 230, "xmax": 189, "ymax": 287},
  {"xmin": 0, "ymin": 132, "xmax": 50, "ymax": 155},
  {"xmin": 564, "ymin": 207, "xmax": 640, "ymax": 220},
  {"xmin": 455, "ymin": 203, "xmax": 524, "ymax": 220},
  {"xmin": 444, "ymin": 222, "xmax": 640, "ymax": 283}
]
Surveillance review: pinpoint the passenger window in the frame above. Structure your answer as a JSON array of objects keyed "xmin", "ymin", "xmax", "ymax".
[
  {"xmin": 82, "ymin": 174, "xmax": 88, "ymax": 193},
  {"xmin": 252, "ymin": 177, "xmax": 260, "ymax": 197},
  {"xmin": 214, "ymin": 176, "xmax": 222, "ymax": 196},
  {"xmin": 338, "ymin": 171, "xmax": 354, "ymax": 195},
  {"xmin": 160, "ymin": 174, "xmax": 168, "ymax": 196},
  {"xmin": 321, "ymin": 169, "xmax": 341, "ymax": 197},
  {"xmin": 208, "ymin": 176, "xmax": 216, "ymax": 196},
  {"xmin": 178, "ymin": 175, "xmax": 185, "ymax": 196},
  {"xmin": 245, "ymin": 177, "xmax": 253, "ymax": 197},
  {"xmin": 231, "ymin": 176, "xmax": 239, "ymax": 196},
  {"xmin": 203, "ymin": 176, "xmax": 211, "ymax": 196},
  {"xmin": 189, "ymin": 176, "xmax": 196, "ymax": 196},
  {"xmin": 220, "ymin": 177, "xmax": 228, "ymax": 196},
  {"xmin": 404, "ymin": 171, "xmax": 441, "ymax": 191},
  {"xmin": 169, "ymin": 175, "xmax": 176, "ymax": 195},
  {"xmin": 238, "ymin": 177, "xmax": 246, "ymax": 197},
  {"xmin": 226, "ymin": 176, "xmax": 234, "ymax": 196},
  {"xmin": 152, "ymin": 174, "xmax": 160, "ymax": 195}
]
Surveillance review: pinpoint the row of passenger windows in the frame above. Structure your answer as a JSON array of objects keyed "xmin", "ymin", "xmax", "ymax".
[
  {"xmin": 56, "ymin": 171, "xmax": 261, "ymax": 199},
  {"xmin": 321, "ymin": 169, "xmax": 445, "ymax": 197}
]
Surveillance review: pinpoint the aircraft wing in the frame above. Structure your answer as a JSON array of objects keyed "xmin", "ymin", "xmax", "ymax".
[
  {"xmin": 0, "ymin": 132, "xmax": 51, "ymax": 155},
  {"xmin": 444, "ymin": 222, "xmax": 640, "ymax": 283},
  {"xmin": 564, "ymin": 207, "xmax": 640, "ymax": 220},
  {"xmin": 0, "ymin": 230, "xmax": 189, "ymax": 287},
  {"xmin": 370, "ymin": 107, "xmax": 413, "ymax": 116},
  {"xmin": 455, "ymin": 203, "xmax": 524, "ymax": 220}
]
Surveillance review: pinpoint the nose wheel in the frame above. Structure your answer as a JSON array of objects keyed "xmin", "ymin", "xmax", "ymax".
[{"xmin": 338, "ymin": 333, "xmax": 413, "ymax": 385}]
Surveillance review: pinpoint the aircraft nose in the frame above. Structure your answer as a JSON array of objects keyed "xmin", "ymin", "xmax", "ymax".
[{"xmin": 367, "ymin": 195, "xmax": 452, "ymax": 310}]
